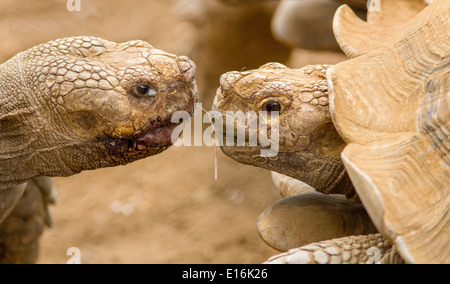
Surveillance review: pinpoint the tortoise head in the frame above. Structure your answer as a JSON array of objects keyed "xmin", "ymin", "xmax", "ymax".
[
  {"xmin": 0, "ymin": 36, "xmax": 198, "ymax": 187},
  {"xmin": 212, "ymin": 63, "xmax": 354, "ymax": 197}
]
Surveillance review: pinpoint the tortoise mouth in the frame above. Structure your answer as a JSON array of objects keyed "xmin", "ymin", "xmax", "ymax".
[
  {"xmin": 103, "ymin": 118, "xmax": 176, "ymax": 154},
  {"xmin": 103, "ymin": 86, "xmax": 197, "ymax": 155},
  {"xmin": 214, "ymin": 124, "xmax": 281, "ymax": 153}
]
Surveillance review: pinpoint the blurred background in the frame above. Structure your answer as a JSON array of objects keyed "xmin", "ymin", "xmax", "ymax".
[{"xmin": 0, "ymin": 0, "xmax": 353, "ymax": 263}]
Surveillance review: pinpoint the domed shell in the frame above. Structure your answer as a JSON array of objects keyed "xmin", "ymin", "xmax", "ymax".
[
  {"xmin": 328, "ymin": 0, "xmax": 449, "ymax": 263},
  {"xmin": 333, "ymin": 0, "xmax": 427, "ymax": 58}
]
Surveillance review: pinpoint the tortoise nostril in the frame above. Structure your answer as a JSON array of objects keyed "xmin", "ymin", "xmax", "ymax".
[
  {"xmin": 176, "ymin": 56, "xmax": 196, "ymax": 82},
  {"xmin": 178, "ymin": 61, "xmax": 191, "ymax": 74},
  {"xmin": 220, "ymin": 72, "xmax": 242, "ymax": 88},
  {"xmin": 219, "ymin": 73, "xmax": 230, "ymax": 88},
  {"xmin": 177, "ymin": 56, "xmax": 194, "ymax": 71}
]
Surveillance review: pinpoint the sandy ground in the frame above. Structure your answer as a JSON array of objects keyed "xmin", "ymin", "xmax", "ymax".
[{"xmin": 0, "ymin": 0, "xmax": 346, "ymax": 263}]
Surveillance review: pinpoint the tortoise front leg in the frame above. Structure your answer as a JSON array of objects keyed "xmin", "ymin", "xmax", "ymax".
[
  {"xmin": 0, "ymin": 178, "xmax": 55, "ymax": 264},
  {"xmin": 264, "ymin": 233, "xmax": 404, "ymax": 264},
  {"xmin": 266, "ymin": 234, "xmax": 403, "ymax": 264},
  {"xmin": 0, "ymin": 184, "xmax": 26, "ymax": 224}
]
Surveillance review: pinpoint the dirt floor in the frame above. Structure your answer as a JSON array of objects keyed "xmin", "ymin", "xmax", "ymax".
[{"xmin": 0, "ymin": 0, "xmax": 346, "ymax": 264}]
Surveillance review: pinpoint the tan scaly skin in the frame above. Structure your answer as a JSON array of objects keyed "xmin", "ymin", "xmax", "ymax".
[
  {"xmin": 212, "ymin": 63, "xmax": 357, "ymax": 202},
  {"xmin": 0, "ymin": 36, "xmax": 198, "ymax": 263},
  {"xmin": 213, "ymin": 0, "xmax": 446, "ymax": 265},
  {"xmin": 211, "ymin": 63, "xmax": 404, "ymax": 264},
  {"xmin": 265, "ymin": 233, "xmax": 401, "ymax": 264}
]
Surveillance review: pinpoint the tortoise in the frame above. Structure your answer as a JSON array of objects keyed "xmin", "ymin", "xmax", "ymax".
[
  {"xmin": 0, "ymin": 36, "xmax": 198, "ymax": 263},
  {"xmin": 212, "ymin": 0, "xmax": 449, "ymax": 264}
]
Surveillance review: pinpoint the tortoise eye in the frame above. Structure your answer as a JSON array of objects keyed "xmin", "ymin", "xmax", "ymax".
[
  {"xmin": 133, "ymin": 84, "xmax": 157, "ymax": 97},
  {"xmin": 262, "ymin": 102, "xmax": 281, "ymax": 114}
]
